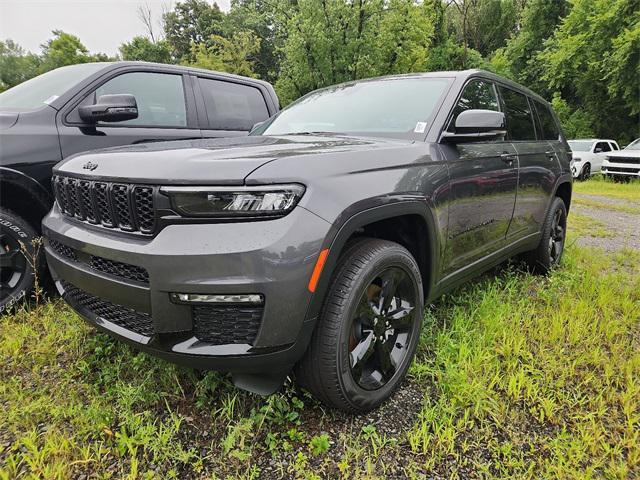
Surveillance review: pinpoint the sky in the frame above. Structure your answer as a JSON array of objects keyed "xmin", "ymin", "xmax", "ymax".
[{"xmin": 0, "ymin": 0, "xmax": 231, "ymax": 56}]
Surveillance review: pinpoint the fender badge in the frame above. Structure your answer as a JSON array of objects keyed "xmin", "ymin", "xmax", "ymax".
[{"xmin": 82, "ymin": 161, "xmax": 98, "ymax": 171}]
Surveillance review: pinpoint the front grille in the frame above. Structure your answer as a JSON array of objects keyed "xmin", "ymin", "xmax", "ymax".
[
  {"xmin": 49, "ymin": 239, "xmax": 77, "ymax": 262},
  {"xmin": 63, "ymin": 281, "xmax": 154, "ymax": 337},
  {"xmin": 89, "ymin": 256, "xmax": 149, "ymax": 284},
  {"xmin": 607, "ymin": 156, "xmax": 640, "ymax": 165},
  {"xmin": 53, "ymin": 175, "xmax": 156, "ymax": 234},
  {"xmin": 193, "ymin": 305, "xmax": 263, "ymax": 345},
  {"xmin": 606, "ymin": 166, "xmax": 640, "ymax": 174}
]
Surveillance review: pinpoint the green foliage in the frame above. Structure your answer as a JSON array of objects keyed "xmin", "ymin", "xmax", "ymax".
[
  {"xmin": 309, "ymin": 434, "xmax": 330, "ymax": 456},
  {"xmin": 538, "ymin": 0, "xmax": 639, "ymax": 142},
  {"xmin": 119, "ymin": 36, "xmax": 172, "ymax": 64},
  {"xmin": 550, "ymin": 92, "xmax": 594, "ymax": 138},
  {"xmin": 39, "ymin": 30, "xmax": 98, "ymax": 71},
  {"xmin": 0, "ymin": 40, "xmax": 40, "ymax": 92},
  {"xmin": 187, "ymin": 31, "xmax": 261, "ymax": 77},
  {"xmin": 163, "ymin": 0, "xmax": 225, "ymax": 62}
]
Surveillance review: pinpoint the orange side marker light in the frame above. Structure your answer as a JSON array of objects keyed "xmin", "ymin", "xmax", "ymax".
[{"xmin": 308, "ymin": 248, "xmax": 329, "ymax": 293}]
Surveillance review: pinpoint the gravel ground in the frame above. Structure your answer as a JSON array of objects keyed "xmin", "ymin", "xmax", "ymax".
[{"xmin": 571, "ymin": 193, "xmax": 640, "ymax": 251}]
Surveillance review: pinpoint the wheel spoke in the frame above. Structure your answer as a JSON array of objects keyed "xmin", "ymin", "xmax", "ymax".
[
  {"xmin": 376, "ymin": 340, "xmax": 397, "ymax": 381},
  {"xmin": 354, "ymin": 293, "xmax": 376, "ymax": 326},
  {"xmin": 0, "ymin": 250, "xmax": 21, "ymax": 269},
  {"xmin": 378, "ymin": 270, "xmax": 401, "ymax": 314},
  {"xmin": 350, "ymin": 331, "xmax": 376, "ymax": 381},
  {"xmin": 387, "ymin": 300, "xmax": 415, "ymax": 330}
]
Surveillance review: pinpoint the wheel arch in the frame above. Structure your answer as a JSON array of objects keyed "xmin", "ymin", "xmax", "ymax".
[
  {"xmin": 304, "ymin": 198, "xmax": 439, "ymax": 323},
  {"xmin": 554, "ymin": 178, "xmax": 572, "ymax": 213},
  {"xmin": 0, "ymin": 168, "xmax": 53, "ymax": 233}
]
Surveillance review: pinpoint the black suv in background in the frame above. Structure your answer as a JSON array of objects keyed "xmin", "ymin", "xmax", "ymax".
[
  {"xmin": 0, "ymin": 62, "xmax": 279, "ymax": 310},
  {"xmin": 43, "ymin": 70, "xmax": 572, "ymax": 412}
]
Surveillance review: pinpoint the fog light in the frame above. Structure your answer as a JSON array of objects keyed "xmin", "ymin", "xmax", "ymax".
[{"xmin": 171, "ymin": 293, "xmax": 264, "ymax": 305}]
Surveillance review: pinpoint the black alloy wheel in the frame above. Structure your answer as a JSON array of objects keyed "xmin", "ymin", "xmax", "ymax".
[
  {"xmin": 0, "ymin": 208, "xmax": 41, "ymax": 313},
  {"xmin": 348, "ymin": 267, "xmax": 417, "ymax": 390},
  {"xmin": 296, "ymin": 238, "xmax": 423, "ymax": 413},
  {"xmin": 580, "ymin": 163, "xmax": 591, "ymax": 180},
  {"xmin": 548, "ymin": 206, "xmax": 566, "ymax": 267}
]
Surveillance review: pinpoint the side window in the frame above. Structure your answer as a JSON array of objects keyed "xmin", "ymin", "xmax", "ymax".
[
  {"xmin": 610, "ymin": 142, "xmax": 619, "ymax": 151},
  {"xmin": 595, "ymin": 141, "xmax": 611, "ymax": 153},
  {"xmin": 498, "ymin": 86, "xmax": 536, "ymax": 141},
  {"xmin": 447, "ymin": 80, "xmax": 499, "ymax": 132},
  {"xmin": 198, "ymin": 78, "xmax": 269, "ymax": 131},
  {"xmin": 94, "ymin": 72, "xmax": 187, "ymax": 127},
  {"xmin": 534, "ymin": 100, "xmax": 560, "ymax": 140}
]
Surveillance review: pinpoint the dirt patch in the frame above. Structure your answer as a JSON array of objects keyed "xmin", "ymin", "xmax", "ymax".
[{"xmin": 571, "ymin": 193, "xmax": 640, "ymax": 251}]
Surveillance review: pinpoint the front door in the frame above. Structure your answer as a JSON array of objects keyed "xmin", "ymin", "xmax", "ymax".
[
  {"xmin": 57, "ymin": 70, "xmax": 201, "ymax": 158},
  {"xmin": 441, "ymin": 79, "xmax": 518, "ymax": 276}
]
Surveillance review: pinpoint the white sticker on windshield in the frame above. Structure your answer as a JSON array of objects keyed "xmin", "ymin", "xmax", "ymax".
[
  {"xmin": 44, "ymin": 95, "xmax": 59, "ymax": 105},
  {"xmin": 414, "ymin": 122, "xmax": 427, "ymax": 133}
]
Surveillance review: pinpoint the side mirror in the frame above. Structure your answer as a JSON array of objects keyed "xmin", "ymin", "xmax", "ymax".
[
  {"xmin": 594, "ymin": 147, "xmax": 603, "ymax": 153},
  {"xmin": 79, "ymin": 94, "xmax": 138, "ymax": 123},
  {"xmin": 249, "ymin": 120, "xmax": 266, "ymax": 134},
  {"xmin": 440, "ymin": 109, "xmax": 506, "ymax": 143}
]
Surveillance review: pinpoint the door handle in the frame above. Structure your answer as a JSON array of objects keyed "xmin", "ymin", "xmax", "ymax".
[
  {"xmin": 545, "ymin": 150, "xmax": 556, "ymax": 160},
  {"xmin": 501, "ymin": 153, "xmax": 517, "ymax": 164}
]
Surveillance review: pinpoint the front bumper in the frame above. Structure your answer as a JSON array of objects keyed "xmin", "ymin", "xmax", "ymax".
[
  {"xmin": 602, "ymin": 162, "xmax": 640, "ymax": 177},
  {"xmin": 43, "ymin": 205, "xmax": 331, "ymax": 373}
]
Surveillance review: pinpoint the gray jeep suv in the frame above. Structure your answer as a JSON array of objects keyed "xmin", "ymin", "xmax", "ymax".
[{"xmin": 42, "ymin": 70, "xmax": 572, "ymax": 412}]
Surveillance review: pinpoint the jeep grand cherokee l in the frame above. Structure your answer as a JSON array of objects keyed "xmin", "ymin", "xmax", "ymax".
[
  {"xmin": 0, "ymin": 61, "xmax": 279, "ymax": 312},
  {"xmin": 42, "ymin": 70, "xmax": 572, "ymax": 412}
]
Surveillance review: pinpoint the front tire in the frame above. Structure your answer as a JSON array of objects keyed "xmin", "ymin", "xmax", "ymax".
[
  {"xmin": 579, "ymin": 163, "xmax": 591, "ymax": 180},
  {"xmin": 525, "ymin": 197, "xmax": 567, "ymax": 274},
  {"xmin": 0, "ymin": 208, "xmax": 43, "ymax": 313},
  {"xmin": 296, "ymin": 239, "xmax": 424, "ymax": 413}
]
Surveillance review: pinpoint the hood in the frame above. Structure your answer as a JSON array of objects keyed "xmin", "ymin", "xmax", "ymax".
[
  {"xmin": 54, "ymin": 134, "xmax": 409, "ymax": 185},
  {"xmin": 606, "ymin": 148, "xmax": 640, "ymax": 158}
]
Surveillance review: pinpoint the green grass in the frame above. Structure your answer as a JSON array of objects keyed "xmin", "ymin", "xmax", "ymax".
[
  {"xmin": 1, "ymin": 187, "xmax": 639, "ymax": 478},
  {"xmin": 573, "ymin": 175, "xmax": 640, "ymax": 202},
  {"xmin": 572, "ymin": 196, "xmax": 640, "ymax": 215}
]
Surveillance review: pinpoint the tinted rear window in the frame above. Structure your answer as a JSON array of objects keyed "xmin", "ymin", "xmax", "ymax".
[
  {"xmin": 534, "ymin": 100, "xmax": 560, "ymax": 140},
  {"xmin": 199, "ymin": 78, "xmax": 269, "ymax": 131},
  {"xmin": 498, "ymin": 86, "xmax": 536, "ymax": 141}
]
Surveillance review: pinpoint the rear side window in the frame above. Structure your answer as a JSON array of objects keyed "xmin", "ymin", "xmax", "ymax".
[
  {"xmin": 448, "ymin": 80, "xmax": 499, "ymax": 131},
  {"xmin": 610, "ymin": 142, "xmax": 619, "ymax": 150},
  {"xmin": 95, "ymin": 72, "xmax": 187, "ymax": 127},
  {"xmin": 595, "ymin": 141, "xmax": 611, "ymax": 153},
  {"xmin": 498, "ymin": 86, "xmax": 536, "ymax": 141},
  {"xmin": 198, "ymin": 78, "xmax": 269, "ymax": 131},
  {"xmin": 534, "ymin": 100, "xmax": 560, "ymax": 140}
]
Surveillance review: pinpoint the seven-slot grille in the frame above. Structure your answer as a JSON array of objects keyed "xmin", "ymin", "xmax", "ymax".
[
  {"xmin": 52, "ymin": 175, "xmax": 156, "ymax": 234},
  {"xmin": 607, "ymin": 156, "xmax": 640, "ymax": 165}
]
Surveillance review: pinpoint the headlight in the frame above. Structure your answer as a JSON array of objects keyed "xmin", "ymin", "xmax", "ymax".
[
  {"xmin": 161, "ymin": 184, "xmax": 305, "ymax": 217},
  {"xmin": 573, "ymin": 157, "xmax": 581, "ymax": 163}
]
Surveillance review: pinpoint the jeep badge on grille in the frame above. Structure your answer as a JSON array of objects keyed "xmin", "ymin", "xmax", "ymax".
[{"xmin": 82, "ymin": 161, "xmax": 98, "ymax": 171}]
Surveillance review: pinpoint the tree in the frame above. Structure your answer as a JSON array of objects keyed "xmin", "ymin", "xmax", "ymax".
[
  {"xmin": 539, "ymin": 0, "xmax": 639, "ymax": 142},
  {"xmin": 119, "ymin": 36, "xmax": 172, "ymax": 63},
  {"xmin": 274, "ymin": 0, "xmax": 441, "ymax": 105},
  {"xmin": 0, "ymin": 40, "xmax": 40, "ymax": 91},
  {"xmin": 39, "ymin": 30, "xmax": 96, "ymax": 71},
  {"xmin": 187, "ymin": 31, "xmax": 261, "ymax": 77},
  {"xmin": 163, "ymin": 0, "xmax": 226, "ymax": 61},
  {"xmin": 498, "ymin": 0, "xmax": 568, "ymax": 93}
]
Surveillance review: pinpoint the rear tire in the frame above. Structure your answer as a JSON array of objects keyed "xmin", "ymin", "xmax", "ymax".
[
  {"xmin": 524, "ymin": 197, "xmax": 567, "ymax": 274},
  {"xmin": 296, "ymin": 239, "xmax": 424, "ymax": 413},
  {"xmin": 0, "ymin": 208, "xmax": 43, "ymax": 313}
]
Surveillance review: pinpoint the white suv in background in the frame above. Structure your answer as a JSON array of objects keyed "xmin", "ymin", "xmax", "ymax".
[
  {"xmin": 568, "ymin": 139, "xmax": 620, "ymax": 179},
  {"xmin": 602, "ymin": 138, "xmax": 640, "ymax": 181}
]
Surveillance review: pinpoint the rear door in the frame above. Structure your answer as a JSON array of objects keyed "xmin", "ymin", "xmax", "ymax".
[
  {"xmin": 57, "ymin": 69, "xmax": 202, "ymax": 158},
  {"xmin": 442, "ymin": 79, "xmax": 518, "ymax": 276},
  {"xmin": 499, "ymin": 87, "xmax": 557, "ymax": 239},
  {"xmin": 195, "ymin": 77, "xmax": 272, "ymax": 139}
]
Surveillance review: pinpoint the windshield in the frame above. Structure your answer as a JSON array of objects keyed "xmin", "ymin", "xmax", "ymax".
[
  {"xmin": 568, "ymin": 140, "xmax": 593, "ymax": 152},
  {"xmin": 624, "ymin": 138, "xmax": 640, "ymax": 150},
  {"xmin": 0, "ymin": 63, "xmax": 109, "ymax": 111},
  {"xmin": 258, "ymin": 77, "xmax": 452, "ymax": 140}
]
